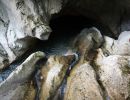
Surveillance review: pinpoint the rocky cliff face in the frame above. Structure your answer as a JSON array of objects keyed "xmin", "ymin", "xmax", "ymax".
[
  {"xmin": 0, "ymin": 0, "xmax": 60, "ymax": 68},
  {"xmin": 0, "ymin": 0, "xmax": 130, "ymax": 100},
  {"xmin": 0, "ymin": 0, "xmax": 130, "ymax": 69}
]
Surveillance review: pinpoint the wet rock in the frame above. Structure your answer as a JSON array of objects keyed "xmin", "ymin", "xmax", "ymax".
[
  {"xmin": 0, "ymin": 51, "xmax": 45, "ymax": 96},
  {"xmin": 64, "ymin": 63, "xmax": 103, "ymax": 100},
  {"xmin": 40, "ymin": 55, "xmax": 74, "ymax": 100},
  {"xmin": 95, "ymin": 49, "xmax": 130, "ymax": 100}
]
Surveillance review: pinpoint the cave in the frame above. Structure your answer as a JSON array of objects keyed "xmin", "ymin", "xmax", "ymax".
[
  {"xmin": 0, "ymin": 0, "xmax": 130, "ymax": 99},
  {"xmin": 35, "ymin": 13, "xmax": 113, "ymax": 55},
  {"xmin": 49, "ymin": 14, "xmax": 110, "ymax": 38},
  {"xmin": 0, "ymin": 8, "xmax": 109, "ymax": 82}
]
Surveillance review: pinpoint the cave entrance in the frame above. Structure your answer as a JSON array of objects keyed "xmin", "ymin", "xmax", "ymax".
[
  {"xmin": 35, "ymin": 13, "xmax": 108, "ymax": 55},
  {"xmin": 50, "ymin": 15, "xmax": 99, "ymax": 38},
  {"xmin": 49, "ymin": 14, "xmax": 105, "ymax": 40}
]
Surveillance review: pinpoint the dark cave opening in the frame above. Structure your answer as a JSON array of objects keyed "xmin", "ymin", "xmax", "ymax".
[
  {"xmin": 1, "ymin": 14, "xmax": 109, "ymax": 74},
  {"xmin": 0, "ymin": 13, "xmax": 111, "ymax": 80},
  {"xmin": 49, "ymin": 15, "xmax": 100, "ymax": 38},
  {"xmin": 35, "ymin": 14, "xmax": 111, "ymax": 54},
  {"xmin": 49, "ymin": 14, "xmax": 112, "ymax": 40}
]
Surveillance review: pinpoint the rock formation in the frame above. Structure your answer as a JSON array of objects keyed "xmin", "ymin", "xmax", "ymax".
[
  {"xmin": 0, "ymin": 0, "xmax": 130, "ymax": 100},
  {"xmin": 0, "ymin": 51, "xmax": 45, "ymax": 99},
  {"xmin": 0, "ymin": 0, "xmax": 60, "ymax": 68},
  {"xmin": 0, "ymin": 0, "xmax": 130, "ymax": 69},
  {"xmin": 95, "ymin": 49, "xmax": 130, "ymax": 100},
  {"xmin": 102, "ymin": 31, "xmax": 130, "ymax": 56},
  {"xmin": 40, "ymin": 55, "xmax": 74, "ymax": 100}
]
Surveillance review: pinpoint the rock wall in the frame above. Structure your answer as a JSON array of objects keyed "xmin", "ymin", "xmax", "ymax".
[
  {"xmin": 0, "ymin": 27, "xmax": 129, "ymax": 99},
  {"xmin": 0, "ymin": 0, "xmax": 130, "ymax": 99},
  {"xmin": 0, "ymin": 0, "xmax": 62, "ymax": 69},
  {"xmin": 0, "ymin": 0, "xmax": 130, "ymax": 69}
]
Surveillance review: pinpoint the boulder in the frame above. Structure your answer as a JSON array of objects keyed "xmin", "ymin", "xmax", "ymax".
[
  {"xmin": 0, "ymin": 51, "xmax": 45, "ymax": 97},
  {"xmin": 95, "ymin": 49, "xmax": 130, "ymax": 100},
  {"xmin": 102, "ymin": 31, "xmax": 130, "ymax": 56},
  {"xmin": 0, "ymin": 0, "xmax": 63, "ymax": 69},
  {"xmin": 64, "ymin": 63, "xmax": 104, "ymax": 100}
]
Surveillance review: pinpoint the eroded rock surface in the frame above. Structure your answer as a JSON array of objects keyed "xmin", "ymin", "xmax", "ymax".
[
  {"xmin": 0, "ymin": 51, "xmax": 45, "ymax": 97},
  {"xmin": 1, "ymin": 0, "xmax": 130, "ymax": 99},
  {"xmin": 64, "ymin": 63, "xmax": 103, "ymax": 100},
  {"xmin": 40, "ymin": 55, "xmax": 74, "ymax": 100},
  {"xmin": 102, "ymin": 31, "xmax": 130, "ymax": 56},
  {"xmin": 0, "ymin": 83, "xmax": 29, "ymax": 100},
  {"xmin": 95, "ymin": 49, "xmax": 130, "ymax": 100},
  {"xmin": 1, "ymin": 0, "xmax": 130, "ymax": 69},
  {"xmin": 37, "ymin": 27, "xmax": 103, "ymax": 100},
  {"xmin": 0, "ymin": 0, "xmax": 63, "ymax": 69}
]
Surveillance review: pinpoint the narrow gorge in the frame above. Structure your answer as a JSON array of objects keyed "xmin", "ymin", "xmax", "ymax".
[{"xmin": 0, "ymin": 0, "xmax": 130, "ymax": 100}]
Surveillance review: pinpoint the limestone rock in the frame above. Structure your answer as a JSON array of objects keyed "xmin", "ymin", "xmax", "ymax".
[
  {"xmin": 0, "ymin": 82, "xmax": 36, "ymax": 100},
  {"xmin": 0, "ymin": 83, "xmax": 28, "ymax": 100},
  {"xmin": 57, "ymin": 27, "xmax": 104, "ymax": 99},
  {"xmin": 1, "ymin": 0, "xmax": 130, "ymax": 99},
  {"xmin": 102, "ymin": 36, "xmax": 117, "ymax": 56},
  {"xmin": 23, "ymin": 82, "xmax": 36, "ymax": 100},
  {"xmin": 116, "ymin": 31, "xmax": 130, "ymax": 55},
  {"xmin": 64, "ymin": 63, "xmax": 103, "ymax": 100},
  {"xmin": 0, "ymin": 51, "xmax": 45, "ymax": 96},
  {"xmin": 102, "ymin": 31, "xmax": 130, "ymax": 56},
  {"xmin": 1, "ymin": 0, "xmax": 130, "ymax": 69},
  {"xmin": 0, "ymin": 0, "xmax": 63, "ymax": 69},
  {"xmin": 95, "ymin": 49, "xmax": 130, "ymax": 100},
  {"xmin": 74, "ymin": 27, "xmax": 103, "ymax": 55},
  {"xmin": 40, "ymin": 55, "xmax": 74, "ymax": 100}
]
